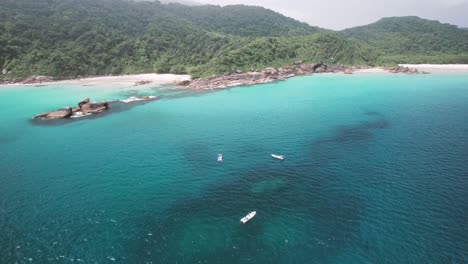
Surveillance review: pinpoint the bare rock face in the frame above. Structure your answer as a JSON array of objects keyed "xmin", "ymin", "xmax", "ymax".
[
  {"xmin": 81, "ymin": 102, "xmax": 109, "ymax": 113},
  {"xmin": 78, "ymin": 98, "xmax": 90, "ymax": 107},
  {"xmin": 182, "ymin": 62, "xmax": 369, "ymax": 90},
  {"xmin": 32, "ymin": 112, "xmax": 50, "ymax": 119},
  {"xmin": 72, "ymin": 106, "xmax": 81, "ymax": 113},
  {"xmin": 314, "ymin": 66, "xmax": 328, "ymax": 73},
  {"xmin": 33, "ymin": 107, "xmax": 72, "ymax": 119},
  {"xmin": 312, "ymin": 62, "xmax": 325, "ymax": 72},
  {"xmin": 263, "ymin": 67, "xmax": 278, "ymax": 75},
  {"xmin": 387, "ymin": 66, "xmax": 419, "ymax": 74}
]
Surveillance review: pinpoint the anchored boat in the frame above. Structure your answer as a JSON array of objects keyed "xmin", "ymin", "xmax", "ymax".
[
  {"xmin": 240, "ymin": 211, "xmax": 256, "ymax": 224},
  {"xmin": 217, "ymin": 153, "xmax": 223, "ymax": 162},
  {"xmin": 271, "ymin": 154, "xmax": 285, "ymax": 160}
]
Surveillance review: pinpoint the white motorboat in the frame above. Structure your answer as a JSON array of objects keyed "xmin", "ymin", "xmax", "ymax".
[
  {"xmin": 217, "ymin": 153, "xmax": 223, "ymax": 162},
  {"xmin": 240, "ymin": 211, "xmax": 256, "ymax": 224},
  {"xmin": 271, "ymin": 154, "xmax": 285, "ymax": 160}
]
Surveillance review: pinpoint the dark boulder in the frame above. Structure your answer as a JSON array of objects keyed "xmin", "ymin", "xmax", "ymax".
[
  {"xmin": 314, "ymin": 66, "xmax": 328, "ymax": 73},
  {"xmin": 312, "ymin": 62, "xmax": 325, "ymax": 71},
  {"xmin": 177, "ymin": 80, "xmax": 191, "ymax": 86}
]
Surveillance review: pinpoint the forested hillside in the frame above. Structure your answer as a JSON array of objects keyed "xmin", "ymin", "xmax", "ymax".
[
  {"xmin": 163, "ymin": 4, "xmax": 319, "ymax": 37},
  {"xmin": 342, "ymin": 16, "xmax": 468, "ymax": 64},
  {"xmin": 0, "ymin": 0, "xmax": 467, "ymax": 78}
]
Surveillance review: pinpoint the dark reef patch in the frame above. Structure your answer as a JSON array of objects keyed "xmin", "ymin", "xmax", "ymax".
[
  {"xmin": 0, "ymin": 135, "xmax": 16, "ymax": 144},
  {"xmin": 364, "ymin": 110, "xmax": 383, "ymax": 116},
  {"xmin": 125, "ymin": 140, "xmax": 367, "ymax": 263},
  {"xmin": 315, "ymin": 118, "xmax": 390, "ymax": 145}
]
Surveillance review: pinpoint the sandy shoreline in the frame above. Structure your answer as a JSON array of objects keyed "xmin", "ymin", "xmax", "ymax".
[
  {"xmin": 57, "ymin": 73, "xmax": 192, "ymax": 86},
  {"xmin": 399, "ymin": 64, "xmax": 468, "ymax": 73},
  {"xmin": 1, "ymin": 73, "xmax": 192, "ymax": 88},
  {"xmin": 353, "ymin": 68, "xmax": 388, "ymax": 73},
  {"xmin": 2, "ymin": 64, "xmax": 467, "ymax": 89}
]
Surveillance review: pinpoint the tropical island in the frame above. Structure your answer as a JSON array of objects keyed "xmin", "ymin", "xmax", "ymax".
[{"xmin": 1, "ymin": 0, "xmax": 468, "ymax": 85}]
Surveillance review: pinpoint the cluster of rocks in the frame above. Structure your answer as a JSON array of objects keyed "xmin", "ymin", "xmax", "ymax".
[
  {"xmin": 0, "ymin": 75, "xmax": 53, "ymax": 85},
  {"xmin": 386, "ymin": 66, "xmax": 419, "ymax": 74},
  {"xmin": 183, "ymin": 63, "xmax": 320, "ymax": 89},
  {"xmin": 33, "ymin": 98, "xmax": 111, "ymax": 120},
  {"xmin": 32, "ymin": 95, "xmax": 159, "ymax": 120},
  {"xmin": 22, "ymin": 75, "xmax": 53, "ymax": 84},
  {"xmin": 181, "ymin": 63, "xmax": 380, "ymax": 90},
  {"xmin": 0, "ymin": 78, "xmax": 21, "ymax": 85}
]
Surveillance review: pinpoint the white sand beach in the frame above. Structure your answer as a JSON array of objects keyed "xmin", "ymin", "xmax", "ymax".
[
  {"xmin": 55, "ymin": 73, "xmax": 192, "ymax": 86},
  {"xmin": 399, "ymin": 64, "xmax": 468, "ymax": 73},
  {"xmin": 354, "ymin": 68, "xmax": 388, "ymax": 73},
  {"xmin": 1, "ymin": 73, "xmax": 192, "ymax": 87}
]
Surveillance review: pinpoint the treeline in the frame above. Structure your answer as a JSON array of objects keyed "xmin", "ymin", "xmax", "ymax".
[
  {"xmin": 1, "ymin": 0, "xmax": 467, "ymax": 78},
  {"xmin": 342, "ymin": 16, "xmax": 468, "ymax": 64}
]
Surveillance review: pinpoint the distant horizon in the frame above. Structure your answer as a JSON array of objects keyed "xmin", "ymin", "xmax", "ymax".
[{"xmin": 189, "ymin": 0, "xmax": 468, "ymax": 30}]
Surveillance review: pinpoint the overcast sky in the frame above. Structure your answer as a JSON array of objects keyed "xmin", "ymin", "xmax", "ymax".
[{"xmin": 197, "ymin": 0, "xmax": 468, "ymax": 30}]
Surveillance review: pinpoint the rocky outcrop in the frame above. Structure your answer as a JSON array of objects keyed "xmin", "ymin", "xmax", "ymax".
[
  {"xmin": 186, "ymin": 63, "xmax": 336, "ymax": 90},
  {"xmin": 33, "ymin": 98, "xmax": 109, "ymax": 120},
  {"xmin": 386, "ymin": 66, "xmax": 419, "ymax": 74},
  {"xmin": 22, "ymin": 76, "xmax": 52, "ymax": 84},
  {"xmin": 0, "ymin": 75, "xmax": 55, "ymax": 85},
  {"xmin": 78, "ymin": 98, "xmax": 90, "ymax": 107},
  {"xmin": 177, "ymin": 80, "xmax": 191, "ymax": 86},
  {"xmin": 182, "ymin": 63, "xmax": 426, "ymax": 90},
  {"xmin": 312, "ymin": 62, "xmax": 326, "ymax": 72},
  {"xmin": 32, "ymin": 96, "xmax": 158, "ymax": 120},
  {"xmin": 33, "ymin": 107, "xmax": 72, "ymax": 119},
  {"xmin": 81, "ymin": 102, "xmax": 109, "ymax": 113}
]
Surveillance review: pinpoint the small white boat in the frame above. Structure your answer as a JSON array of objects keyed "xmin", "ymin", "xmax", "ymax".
[
  {"xmin": 217, "ymin": 153, "xmax": 223, "ymax": 162},
  {"xmin": 271, "ymin": 154, "xmax": 285, "ymax": 160},
  {"xmin": 240, "ymin": 211, "xmax": 256, "ymax": 224}
]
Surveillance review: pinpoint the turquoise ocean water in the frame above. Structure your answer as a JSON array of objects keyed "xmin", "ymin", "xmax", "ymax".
[{"xmin": 0, "ymin": 73, "xmax": 467, "ymax": 263}]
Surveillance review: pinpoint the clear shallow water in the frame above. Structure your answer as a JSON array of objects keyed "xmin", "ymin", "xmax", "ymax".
[{"xmin": 0, "ymin": 74, "xmax": 467, "ymax": 263}]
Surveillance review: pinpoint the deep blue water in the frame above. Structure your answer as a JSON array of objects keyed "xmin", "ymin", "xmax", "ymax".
[{"xmin": 0, "ymin": 73, "xmax": 467, "ymax": 263}]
